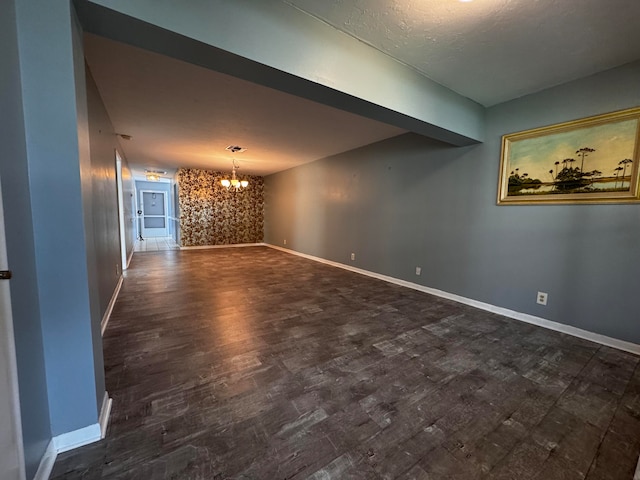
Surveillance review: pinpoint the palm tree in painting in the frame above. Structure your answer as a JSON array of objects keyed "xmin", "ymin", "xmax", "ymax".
[
  {"xmin": 576, "ymin": 147, "xmax": 596, "ymax": 174},
  {"xmin": 549, "ymin": 169, "xmax": 555, "ymax": 181},
  {"xmin": 555, "ymin": 158, "xmax": 587, "ymax": 191},
  {"xmin": 619, "ymin": 159, "xmax": 633, "ymax": 188},
  {"xmin": 569, "ymin": 158, "xmax": 577, "ymax": 171},
  {"xmin": 554, "ymin": 161, "xmax": 560, "ymax": 177},
  {"xmin": 613, "ymin": 166, "xmax": 624, "ymax": 188}
]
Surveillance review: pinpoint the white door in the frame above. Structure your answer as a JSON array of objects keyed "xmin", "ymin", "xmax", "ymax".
[
  {"xmin": 140, "ymin": 190, "xmax": 168, "ymax": 238},
  {"xmin": 0, "ymin": 178, "xmax": 26, "ymax": 480}
]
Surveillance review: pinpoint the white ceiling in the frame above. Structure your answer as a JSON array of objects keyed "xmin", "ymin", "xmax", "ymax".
[
  {"xmin": 83, "ymin": 0, "xmax": 640, "ymax": 176},
  {"xmin": 84, "ymin": 34, "xmax": 406, "ymax": 176},
  {"xmin": 287, "ymin": 0, "xmax": 640, "ymax": 106}
]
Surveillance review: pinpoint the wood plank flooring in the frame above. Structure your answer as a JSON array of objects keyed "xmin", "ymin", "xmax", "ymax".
[{"xmin": 51, "ymin": 246, "xmax": 640, "ymax": 479}]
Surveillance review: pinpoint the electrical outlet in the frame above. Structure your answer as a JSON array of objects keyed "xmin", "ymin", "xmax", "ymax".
[
  {"xmin": 350, "ymin": 253, "xmax": 355, "ymax": 261},
  {"xmin": 537, "ymin": 291, "xmax": 548, "ymax": 305},
  {"xmin": 415, "ymin": 266, "xmax": 421, "ymax": 276},
  {"xmin": 284, "ymin": 239, "xmax": 287, "ymax": 245}
]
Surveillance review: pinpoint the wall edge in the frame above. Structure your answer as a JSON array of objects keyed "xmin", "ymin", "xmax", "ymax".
[{"xmin": 32, "ymin": 440, "xmax": 55, "ymax": 480}]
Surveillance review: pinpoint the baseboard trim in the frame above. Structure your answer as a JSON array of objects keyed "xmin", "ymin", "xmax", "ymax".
[
  {"xmin": 265, "ymin": 244, "xmax": 640, "ymax": 355},
  {"xmin": 101, "ymin": 275, "xmax": 123, "ymax": 336},
  {"xmin": 99, "ymin": 392, "xmax": 112, "ymax": 439},
  {"xmin": 180, "ymin": 242, "xmax": 263, "ymax": 250},
  {"xmin": 53, "ymin": 424, "xmax": 100, "ymax": 454},
  {"xmin": 33, "ymin": 440, "xmax": 56, "ymax": 480},
  {"xmin": 52, "ymin": 391, "xmax": 112, "ymax": 455},
  {"xmin": 125, "ymin": 247, "xmax": 134, "ymax": 269}
]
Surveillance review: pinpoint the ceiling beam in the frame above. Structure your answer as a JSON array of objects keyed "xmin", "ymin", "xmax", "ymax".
[{"xmin": 76, "ymin": 0, "xmax": 484, "ymax": 147}]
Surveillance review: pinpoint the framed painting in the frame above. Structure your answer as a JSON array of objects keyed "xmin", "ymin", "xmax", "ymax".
[{"xmin": 497, "ymin": 107, "xmax": 640, "ymax": 205}]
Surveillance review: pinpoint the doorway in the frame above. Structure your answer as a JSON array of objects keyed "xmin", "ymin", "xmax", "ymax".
[
  {"xmin": 115, "ymin": 151, "xmax": 127, "ymax": 270},
  {"xmin": 0, "ymin": 177, "xmax": 26, "ymax": 480},
  {"xmin": 140, "ymin": 190, "xmax": 168, "ymax": 238}
]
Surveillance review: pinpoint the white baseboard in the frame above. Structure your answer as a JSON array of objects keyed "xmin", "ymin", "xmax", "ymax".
[
  {"xmin": 101, "ymin": 275, "xmax": 123, "ymax": 336},
  {"xmin": 265, "ymin": 244, "xmax": 640, "ymax": 355},
  {"xmin": 33, "ymin": 440, "xmax": 56, "ymax": 480},
  {"xmin": 180, "ymin": 242, "xmax": 263, "ymax": 250},
  {"xmin": 125, "ymin": 247, "xmax": 134, "ymax": 269},
  {"xmin": 99, "ymin": 392, "xmax": 112, "ymax": 439},
  {"xmin": 53, "ymin": 424, "xmax": 101, "ymax": 454},
  {"xmin": 52, "ymin": 391, "xmax": 112, "ymax": 455}
]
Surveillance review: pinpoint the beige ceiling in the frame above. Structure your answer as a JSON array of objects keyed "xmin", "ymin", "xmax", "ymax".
[
  {"xmin": 287, "ymin": 0, "xmax": 640, "ymax": 106},
  {"xmin": 83, "ymin": 34, "xmax": 406, "ymax": 176}
]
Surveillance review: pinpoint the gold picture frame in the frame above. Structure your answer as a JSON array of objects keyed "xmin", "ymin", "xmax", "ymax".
[{"xmin": 498, "ymin": 107, "xmax": 640, "ymax": 205}]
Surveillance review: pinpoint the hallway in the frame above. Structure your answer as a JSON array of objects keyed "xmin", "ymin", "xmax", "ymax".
[
  {"xmin": 50, "ymin": 247, "xmax": 640, "ymax": 479},
  {"xmin": 133, "ymin": 236, "xmax": 180, "ymax": 253}
]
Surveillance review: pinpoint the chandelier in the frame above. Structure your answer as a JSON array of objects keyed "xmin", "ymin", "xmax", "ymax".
[{"xmin": 220, "ymin": 160, "xmax": 249, "ymax": 191}]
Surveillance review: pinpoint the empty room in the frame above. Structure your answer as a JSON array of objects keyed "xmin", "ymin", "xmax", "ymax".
[{"xmin": 1, "ymin": 1, "xmax": 640, "ymax": 479}]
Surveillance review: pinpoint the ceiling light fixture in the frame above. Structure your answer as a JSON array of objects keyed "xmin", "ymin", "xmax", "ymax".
[
  {"xmin": 145, "ymin": 169, "xmax": 166, "ymax": 182},
  {"xmin": 221, "ymin": 159, "xmax": 249, "ymax": 191},
  {"xmin": 225, "ymin": 145, "xmax": 246, "ymax": 153}
]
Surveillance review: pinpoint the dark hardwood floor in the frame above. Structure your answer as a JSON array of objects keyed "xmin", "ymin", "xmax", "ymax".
[{"xmin": 51, "ymin": 246, "xmax": 640, "ymax": 479}]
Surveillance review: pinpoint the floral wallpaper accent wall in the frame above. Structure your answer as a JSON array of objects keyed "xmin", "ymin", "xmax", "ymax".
[{"xmin": 177, "ymin": 168, "xmax": 264, "ymax": 246}]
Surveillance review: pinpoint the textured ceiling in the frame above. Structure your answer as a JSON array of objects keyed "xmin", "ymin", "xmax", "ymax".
[
  {"xmin": 285, "ymin": 0, "xmax": 640, "ymax": 106},
  {"xmin": 84, "ymin": 1, "xmax": 640, "ymax": 176},
  {"xmin": 84, "ymin": 34, "xmax": 405, "ymax": 176}
]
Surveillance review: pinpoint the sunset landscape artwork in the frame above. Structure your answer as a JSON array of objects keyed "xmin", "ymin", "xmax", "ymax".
[{"xmin": 498, "ymin": 107, "xmax": 640, "ymax": 204}]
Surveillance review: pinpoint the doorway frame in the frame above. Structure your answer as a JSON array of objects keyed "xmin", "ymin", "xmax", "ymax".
[
  {"xmin": 115, "ymin": 151, "xmax": 127, "ymax": 271},
  {"xmin": 0, "ymin": 176, "xmax": 27, "ymax": 480}
]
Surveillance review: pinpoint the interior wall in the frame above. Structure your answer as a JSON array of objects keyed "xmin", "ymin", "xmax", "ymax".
[
  {"xmin": 14, "ymin": 0, "xmax": 102, "ymax": 438},
  {"xmin": 0, "ymin": 0, "xmax": 51, "ymax": 477},
  {"xmin": 73, "ymin": 8, "xmax": 107, "ymax": 416},
  {"xmin": 177, "ymin": 168, "xmax": 264, "ymax": 246},
  {"xmin": 86, "ymin": 68, "xmax": 133, "ymax": 315},
  {"xmin": 264, "ymin": 61, "xmax": 640, "ymax": 345}
]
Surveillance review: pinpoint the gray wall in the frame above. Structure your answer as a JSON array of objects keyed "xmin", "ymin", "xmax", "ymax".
[
  {"xmin": 86, "ymin": 68, "xmax": 133, "ymax": 316},
  {"xmin": 0, "ymin": 1, "xmax": 51, "ymax": 477},
  {"xmin": 265, "ymin": 61, "xmax": 640, "ymax": 345},
  {"xmin": 14, "ymin": 0, "xmax": 103, "ymax": 437},
  {"xmin": 1, "ymin": 1, "xmax": 131, "ymax": 475}
]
